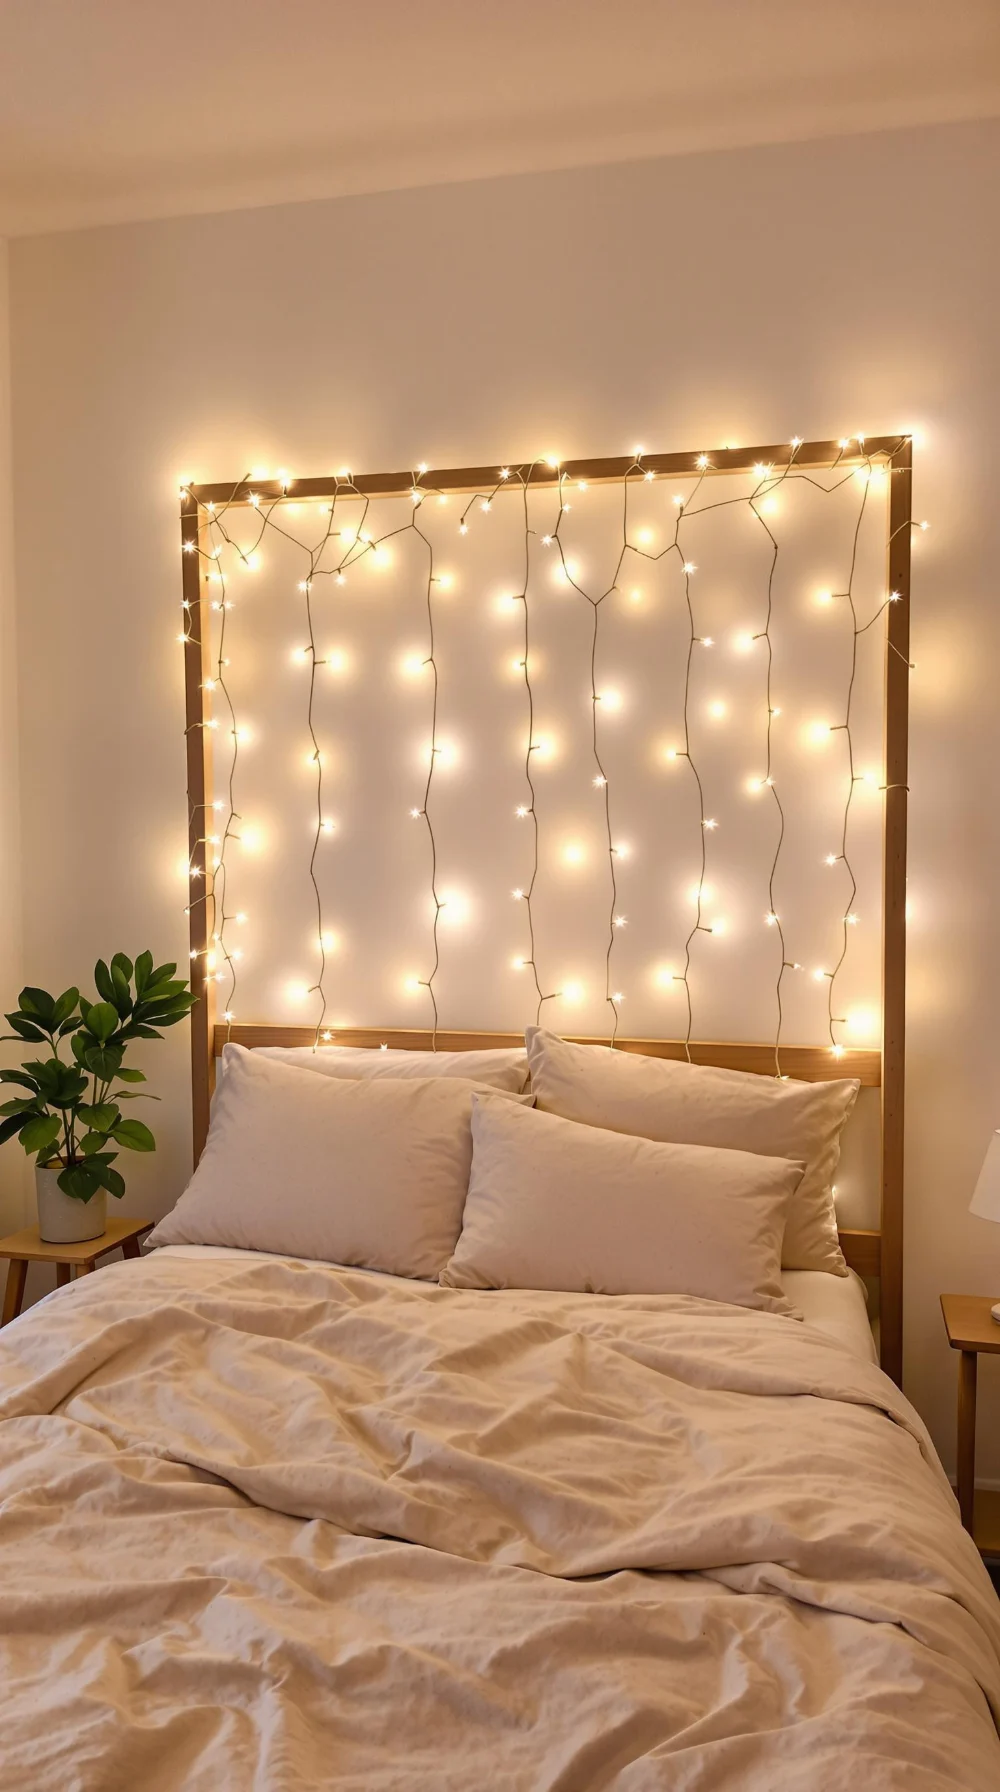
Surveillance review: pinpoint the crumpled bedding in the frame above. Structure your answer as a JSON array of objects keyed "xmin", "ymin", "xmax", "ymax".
[{"xmin": 0, "ymin": 1252, "xmax": 997, "ymax": 1790}]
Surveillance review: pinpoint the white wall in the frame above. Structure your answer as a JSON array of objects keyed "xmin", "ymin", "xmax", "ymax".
[{"xmin": 5, "ymin": 119, "xmax": 1000, "ymax": 1476}]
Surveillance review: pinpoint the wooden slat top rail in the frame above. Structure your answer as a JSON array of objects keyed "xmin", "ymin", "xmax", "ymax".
[
  {"xmin": 214, "ymin": 1024, "xmax": 881, "ymax": 1086},
  {"xmin": 185, "ymin": 436, "xmax": 907, "ymax": 511}
]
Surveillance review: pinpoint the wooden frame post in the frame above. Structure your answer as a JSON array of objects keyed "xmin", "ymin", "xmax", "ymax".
[
  {"xmin": 180, "ymin": 491, "xmax": 215, "ymax": 1164},
  {"xmin": 880, "ymin": 438, "xmax": 912, "ymax": 1387}
]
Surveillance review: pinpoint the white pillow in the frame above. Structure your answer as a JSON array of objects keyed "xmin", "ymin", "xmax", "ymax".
[
  {"xmin": 524, "ymin": 1028, "xmax": 858, "ymax": 1276},
  {"xmin": 253, "ymin": 1043, "xmax": 528, "ymax": 1092},
  {"xmin": 441, "ymin": 1095, "xmax": 802, "ymax": 1316},
  {"xmin": 150, "ymin": 1046, "xmax": 529, "ymax": 1278}
]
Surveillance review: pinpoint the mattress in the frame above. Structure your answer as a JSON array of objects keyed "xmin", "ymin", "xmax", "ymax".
[{"xmin": 154, "ymin": 1243, "xmax": 879, "ymax": 1363}]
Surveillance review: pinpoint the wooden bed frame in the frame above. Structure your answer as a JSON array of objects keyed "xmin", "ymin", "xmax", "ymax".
[{"xmin": 181, "ymin": 435, "xmax": 912, "ymax": 1385}]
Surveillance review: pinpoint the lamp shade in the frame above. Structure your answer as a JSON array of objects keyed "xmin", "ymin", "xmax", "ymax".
[{"xmin": 970, "ymin": 1130, "xmax": 1000, "ymax": 1222}]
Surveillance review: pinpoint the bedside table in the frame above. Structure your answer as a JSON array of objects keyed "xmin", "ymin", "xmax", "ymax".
[
  {"xmin": 940, "ymin": 1293, "xmax": 1000, "ymax": 1552},
  {"xmin": 0, "ymin": 1217, "xmax": 153, "ymax": 1327}
]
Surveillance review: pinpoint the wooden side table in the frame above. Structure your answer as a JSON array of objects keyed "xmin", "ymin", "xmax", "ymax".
[
  {"xmin": 941, "ymin": 1293, "xmax": 1000, "ymax": 1550},
  {"xmin": 0, "ymin": 1217, "xmax": 152, "ymax": 1327}
]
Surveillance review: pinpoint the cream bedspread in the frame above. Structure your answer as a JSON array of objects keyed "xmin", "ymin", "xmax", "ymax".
[{"xmin": 0, "ymin": 1253, "xmax": 998, "ymax": 1790}]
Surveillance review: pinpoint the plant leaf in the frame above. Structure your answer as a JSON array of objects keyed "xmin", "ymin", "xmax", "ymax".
[
  {"xmin": 18, "ymin": 987, "xmax": 56, "ymax": 1024},
  {"xmin": 57, "ymin": 1163, "xmax": 103, "ymax": 1203},
  {"xmin": 51, "ymin": 987, "xmax": 80, "ymax": 1028},
  {"xmin": 0, "ymin": 1113, "xmax": 27, "ymax": 1145},
  {"xmin": 0, "ymin": 1097, "xmax": 41, "ymax": 1116},
  {"xmin": 83, "ymin": 1001, "xmax": 119, "ymax": 1043},
  {"xmin": 93, "ymin": 960, "xmax": 116, "ymax": 1005},
  {"xmin": 115, "ymin": 1067, "xmax": 146, "ymax": 1083},
  {"xmin": 134, "ymin": 950, "xmax": 153, "ymax": 995},
  {"xmin": 83, "ymin": 1045, "xmax": 123, "ymax": 1081},
  {"xmin": 111, "ymin": 952, "xmax": 134, "ymax": 983},
  {"xmin": 94, "ymin": 1164, "xmax": 126, "ymax": 1199},
  {"xmin": 19, "ymin": 1113, "xmax": 62, "ymax": 1154},
  {"xmin": 2, "ymin": 1016, "xmax": 47, "ymax": 1042},
  {"xmin": 110, "ymin": 1118, "xmax": 155, "ymax": 1152},
  {"xmin": 0, "ymin": 1069, "xmax": 41, "ymax": 1091},
  {"xmin": 78, "ymin": 1102, "xmax": 119, "ymax": 1131}
]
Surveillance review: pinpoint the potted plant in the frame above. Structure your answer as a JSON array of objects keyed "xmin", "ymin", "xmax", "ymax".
[{"xmin": 0, "ymin": 952, "xmax": 195, "ymax": 1243}]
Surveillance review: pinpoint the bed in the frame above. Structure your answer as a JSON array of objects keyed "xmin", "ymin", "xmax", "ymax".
[{"xmin": 1, "ymin": 1237, "xmax": 998, "ymax": 1788}]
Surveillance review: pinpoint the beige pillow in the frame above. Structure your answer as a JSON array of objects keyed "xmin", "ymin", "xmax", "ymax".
[
  {"xmin": 524, "ymin": 1028, "xmax": 858, "ymax": 1275},
  {"xmin": 442, "ymin": 1095, "xmax": 802, "ymax": 1316},
  {"xmin": 253, "ymin": 1043, "xmax": 528, "ymax": 1092},
  {"xmin": 150, "ymin": 1046, "xmax": 529, "ymax": 1278}
]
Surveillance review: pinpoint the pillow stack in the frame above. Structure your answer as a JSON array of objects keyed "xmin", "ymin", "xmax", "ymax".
[{"xmin": 151, "ymin": 1029, "xmax": 859, "ymax": 1316}]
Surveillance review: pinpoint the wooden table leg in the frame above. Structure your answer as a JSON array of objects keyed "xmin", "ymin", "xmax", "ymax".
[
  {"xmin": 55, "ymin": 1263, "xmax": 71, "ymax": 1288},
  {"xmin": 1, "ymin": 1259, "xmax": 27, "ymax": 1327},
  {"xmin": 77, "ymin": 1261, "xmax": 96, "ymax": 1275},
  {"xmin": 957, "ymin": 1349, "xmax": 978, "ymax": 1533},
  {"xmin": 121, "ymin": 1236, "xmax": 141, "ymax": 1260}
]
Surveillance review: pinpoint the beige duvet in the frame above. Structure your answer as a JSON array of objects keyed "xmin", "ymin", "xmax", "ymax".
[{"xmin": 0, "ymin": 1253, "xmax": 998, "ymax": 1790}]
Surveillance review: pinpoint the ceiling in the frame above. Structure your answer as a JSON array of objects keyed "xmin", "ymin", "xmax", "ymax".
[{"xmin": 0, "ymin": 0, "xmax": 997, "ymax": 236}]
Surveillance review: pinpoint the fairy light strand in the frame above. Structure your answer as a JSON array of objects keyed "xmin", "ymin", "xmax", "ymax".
[{"xmin": 180, "ymin": 435, "xmax": 912, "ymax": 1065}]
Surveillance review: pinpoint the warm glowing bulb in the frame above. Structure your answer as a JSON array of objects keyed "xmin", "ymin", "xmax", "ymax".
[
  {"xmin": 809, "ymin": 721, "xmax": 833, "ymax": 745},
  {"xmin": 235, "ymin": 912, "xmax": 247, "ymax": 924},
  {"xmin": 511, "ymin": 956, "xmax": 527, "ymax": 971},
  {"xmin": 746, "ymin": 776, "xmax": 764, "ymax": 794},
  {"xmin": 709, "ymin": 919, "xmax": 726, "ymax": 936},
  {"xmin": 765, "ymin": 911, "xmax": 779, "ymax": 926},
  {"xmin": 637, "ymin": 527, "xmax": 654, "ymax": 547},
  {"xmin": 515, "ymin": 804, "xmax": 529, "ymax": 818},
  {"xmin": 613, "ymin": 914, "xmax": 627, "ymax": 928},
  {"xmin": 402, "ymin": 653, "xmax": 427, "ymax": 678},
  {"xmin": 665, "ymin": 748, "xmax": 679, "ymax": 762},
  {"xmin": 480, "ymin": 500, "xmax": 491, "ymax": 513},
  {"xmin": 655, "ymin": 965, "xmax": 678, "ymax": 989},
  {"xmin": 459, "ymin": 523, "xmax": 469, "ymax": 535},
  {"xmin": 824, "ymin": 853, "xmax": 838, "ymax": 866},
  {"xmin": 696, "ymin": 454, "xmax": 709, "ymax": 470},
  {"xmin": 404, "ymin": 976, "xmax": 422, "ymax": 995},
  {"xmin": 512, "ymin": 887, "xmax": 524, "ymax": 901},
  {"xmin": 320, "ymin": 819, "xmax": 336, "ymax": 835},
  {"xmin": 613, "ymin": 842, "xmax": 630, "ymax": 859},
  {"xmin": 561, "ymin": 980, "xmax": 583, "ymax": 1004},
  {"xmin": 845, "ymin": 912, "xmax": 859, "ymax": 926},
  {"xmin": 683, "ymin": 561, "xmax": 697, "ymax": 575},
  {"xmin": 703, "ymin": 817, "xmax": 718, "ymax": 830},
  {"xmin": 708, "ymin": 700, "xmax": 727, "ymax": 719},
  {"xmin": 598, "ymin": 689, "xmax": 622, "ymax": 711},
  {"xmin": 593, "ymin": 774, "xmax": 606, "ymax": 788},
  {"xmin": 846, "ymin": 1007, "xmax": 876, "ymax": 1036},
  {"xmin": 816, "ymin": 590, "xmax": 833, "ymax": 606},
  {"xmin": 287, "ymin": 981, "xmax": 310, "ymax": 1003},
  {"xmin": 291, "ymin": 647, "xmax": 309, "ymax": 665},
  {"xmin": 222, "ymin": 1010, "xmax": 235, "ymax": 1023},
  {"xmin": 812, "ymin": 968, "xmax": 827, "ymax": 982},
  {"xmin": 563, "ymin": 843, "xmax": 584, "ymax": 866},
  {"xmin": 734, "ymin": 631, "xmax": 755, "ymax": 653}
]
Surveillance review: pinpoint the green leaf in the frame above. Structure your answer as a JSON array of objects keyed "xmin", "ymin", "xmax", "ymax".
[
  {"xmin": 19, "ymin": 1113, "xmax": 62, "ymax": 1155},
  {"xmin": 0, "ymin": 1069, "xmax": 42, "ymax": 1091},
  {"xmin": 83, "ymin": 1045, "xmax": 123, "ymax": 1081},
  {"xmin": 79, "ymin": 1131, "xmax": 111, "ymax": 1156},
  {"xmin": 113, "ymin": 1091, "xmax": 157, "ymax": 1101},
  {"xmin": 134, "ymin": 951, "xmax": 153, "ymax": 995},
  {"xmin": 51, "ymin": 987, "xmax": 80, "ymax": 1029},
  {"xmin": 110, "ymin": 964, "xmax": 133, "ymax": 1019},
  {"xmin": 78, "ymin": 1102, "xmax": 119, "ymax": 1131},
  {"xmin": 2, "ymin": 1016, "xmax": 47, "ymax": 1042},
  {"xmin": 84, "ymin": 1001, "xmax": 119, "ymax": 1043},
  {"xmin": 115, "ymin": 1067, "xmax": 146, "ymax": 1083},
  {"xmin": 57, "ymin": 1163, "xmax": 103, "ymax": 1203},
  {"xmin": 0, "ymin": 1097, "xmax": 42, "ymax": 1117},
  {"xmin": 111, "ymin": 952, "xmax": 134, "ymax": 983},
  {"xmin": 110, "ymin": 1118, "xmax": 155, "ymax": 1153},
  {"xmin": 0, "ymin": 1113, "xmax": 27, "ymax": 1146},
  {"xmin": 94, "ymin": 1163, "xmax": 126, "ymax": 1200},
  {"xmin": 93, "ymin": 960, "xmax": 116, "ymax": 1005},
  {"xmin": 148, "ymin": 962, "xmax": 177, "ymax": 987},
  {"xmin": 18, "ymin": 987, "xmax": 56, "ymax": 1024},
  {"xmin": 58, "ymin": 1016, "xmax": 81, "ymax": 1037}
]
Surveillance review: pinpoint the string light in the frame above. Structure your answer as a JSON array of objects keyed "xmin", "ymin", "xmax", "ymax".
[{"xmin": 180, "ymin": 435, "xmax": 908, "ymax": 1059}]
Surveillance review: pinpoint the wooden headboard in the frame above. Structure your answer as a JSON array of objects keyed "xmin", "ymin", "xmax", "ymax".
[{"xmin": 182, "ymin": 435, "xmax": 911, "ymax": 1384}]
